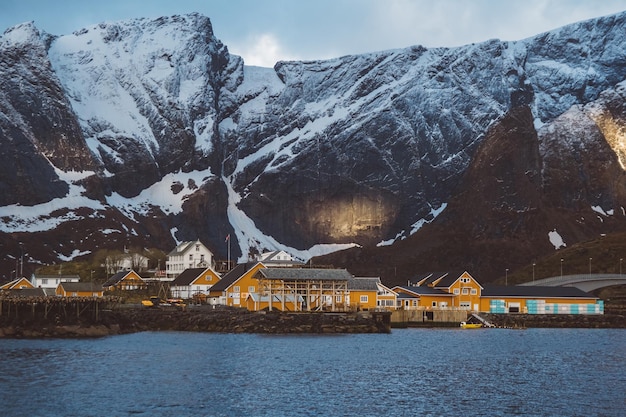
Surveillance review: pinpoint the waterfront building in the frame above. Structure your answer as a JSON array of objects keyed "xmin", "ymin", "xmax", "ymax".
[
  {"xmin": 208, "ymin": 262, "xmax": 266, "ymax": 308},
  {"xmin": 1, "ymin": 277, "xmax": 35, "ymax": 290},
  {"xmin": 393, "ymin": 271, "xmax": 603, "ymax": 314},
  {"xmin": 348, "ymin": 277, "xmax": 398, "ymax": 311},
  {"xmin": 56, "ymin": 282, "xmax": 104, "ymax": 297},
  {"xmin": 101, "ymin": 270, "xmax": 146, "ymax": 291},
  {"xmin": 166, "ymin": 240, "xmax": 214, "ymax": 279},
  {"xmin": 170, "ymin": 267, "xmax": 221, "ymax": 299},
  {"xmin": 31, "ymin": 274, "xmax": 80, "ymax": 289}
]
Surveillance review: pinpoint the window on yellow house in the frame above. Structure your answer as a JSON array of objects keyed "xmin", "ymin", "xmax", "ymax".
[
  {"xmin": 233, "ymin": 286, "xmax": 240, "ymax": 293},
  {"xmin": 471, "ymin": 289, "xmax": 477, "ymax": 295},
  {"xmin": 462, "ymin": 288, "xmax": 469, "ymax": 295},
  {"xmin": 360, "ymin": 295, "xmax": 368, "ymax": 303},
  {"xmin": 248, "ymin": 286, "xmax": 255, "ymax": 293},
  {"xmin": 453, "ymin": 288, "xmax": 460, "ymax": 295}
]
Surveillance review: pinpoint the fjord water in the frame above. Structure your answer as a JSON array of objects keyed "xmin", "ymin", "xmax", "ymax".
[{"xmin": 0, "ymin": 329, "xmax": 623, "ymax": 416}]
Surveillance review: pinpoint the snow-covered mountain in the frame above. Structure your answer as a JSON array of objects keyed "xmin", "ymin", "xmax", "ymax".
[{"xmin": 1, "ymin": 12, "xmax": 626, "ymax": 282}]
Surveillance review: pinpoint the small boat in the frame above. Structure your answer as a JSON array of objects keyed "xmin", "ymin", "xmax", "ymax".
[{"xmin": 460, "ymin": 321, "xmax": 483, "ymax": 329}]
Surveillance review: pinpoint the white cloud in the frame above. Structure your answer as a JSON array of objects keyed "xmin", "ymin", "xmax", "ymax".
[{"xmin": 230, "ymin": 33, "xmax": 300, "ymax": 67}]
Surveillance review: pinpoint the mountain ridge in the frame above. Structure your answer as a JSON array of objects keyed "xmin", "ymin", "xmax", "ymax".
[{"xmin": 1, "ymin": 11, "xmax": 626, "ymax": 283}]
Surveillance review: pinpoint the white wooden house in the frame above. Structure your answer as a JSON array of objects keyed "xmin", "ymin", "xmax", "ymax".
[
  {"xmin": 31, "ymin": 274, "xmax": 80, "ymax": 289},
  {"xmin": 166, "ymin": 240, "xmax": 214, "ymax": 279}
]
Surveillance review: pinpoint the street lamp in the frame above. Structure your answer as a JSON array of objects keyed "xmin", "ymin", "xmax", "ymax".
[
  {"xmin": 19, "ymin": 242, "xmax": 24, "ymax": 277},
  {"xmin": 505, "ymin": 268, "xmax": 509, "ymax": 286},
  {"xmin": 532, "ymin": 263, "xmax": 536, "ymax": 282},
  {"xmin": 620, "ymin": 258, "xmax": 623, "ymax": 276},
  {"xmin": 589, "ymin": 257, "xmax": 592, "ymax": 278},
  {"xmin": 560, "ymin": 258, "xmax": 563, "ymax": 278}
]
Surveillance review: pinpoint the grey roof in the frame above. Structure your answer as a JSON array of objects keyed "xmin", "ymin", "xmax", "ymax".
[
  {"xmin": 394, "ymin": 285, "xmax": 453, "ymax": 296},
  {"xmin": 259, "ymin": 268, "xmax": 353, "ymax": 281},
  {"xmin": 348, "ymin": 277, "xmax": 380, "ymax": 291},
  {"xmin": 58, "ymin": 282, "xmax": 102, "ymax": 292},
  {"xmin": 102, "ymin": 270, "xmax": 142, "ymax": 288},
  {"xmin": 167, "ymin": 240, "xmax": 208, "ymax": 256},
  {"xmin": 171, "ymin": 268, "xmax": 209, "ymax": 286},
  {"xmin": 483, "ymin": 284, "xmax": 597, "ymax": 299},
  {"xmin": 209, "ymin": 263, "xmax": 259, "ymax": 292}
]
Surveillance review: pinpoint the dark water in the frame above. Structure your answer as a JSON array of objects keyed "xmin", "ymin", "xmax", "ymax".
[{"xmin": 0, "ymin": 328, "xmax": 624, "ymax": 416}]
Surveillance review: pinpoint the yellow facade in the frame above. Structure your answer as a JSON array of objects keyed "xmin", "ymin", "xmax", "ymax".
[
  {"xmin": 55, "ymin": 286, "xmax": 104, "ymax": 297},
  {"xmin": 444, "ymin": 271, "xmax": 482, "ymax": 310},
  {"xmin": 0, "ymin": 277, "xmax": 35, "ymax": 290},
  {"xmin": 107, "ymin": 271, "xmax": 146, "ymax": 291},
  {"xmin": 194, "ymin": 269, "xmax": 220, "ymax": 285},
  {"xmin": 349, "ymin": 290, "xmax": 377, "ymax": 310},
  {"xmin": 479, "ymin": 296, "xmax": 599, "ymax": 313},
  {"xmin": 217, "ymin": 263, "xmax": 265, "ymax": 308}
]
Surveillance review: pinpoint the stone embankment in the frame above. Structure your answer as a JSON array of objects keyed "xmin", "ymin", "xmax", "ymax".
[
  {"xmin": 0, "ymin": 304, "xmax": 392, "ymax": 338},
  {"xmin": 480, "ymin": 313, "xmax": 625, "ymax": 328}
]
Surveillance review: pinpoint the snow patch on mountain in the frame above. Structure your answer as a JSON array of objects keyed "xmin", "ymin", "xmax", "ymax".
[
  {"xmin": 224, "ymin": 175, "xmax": 357, "ymax": 262},
  {"xmin": 548, "ymin": 229, "xmax": 566, "ymax": 249},
  {"xmin": 0, "ymin": 168, "xmax": 103, "ymax": 233},
  {"xmin": 106, "ymin": 169, "xmax": 215, "ymax": 218}
]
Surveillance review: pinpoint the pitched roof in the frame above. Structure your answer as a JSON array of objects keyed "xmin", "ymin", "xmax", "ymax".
[
  {"xmin": 102, "ymin": 270, "xmax": 142, "ymax": 287},
  {"xmin": 171, "ymin": 268, "xmax": 209, "ymax": 286},
  {"xmin": 259, "ymin": 268, "xmax": 353, "ymax": 281},
  {"xmin": 58, "ymin": 282, "xmax": 102, "ymax": 292},
  {"xmin": 348, "ymin": 277, "xmax": 380, "ymax": 291},
  {"xmin": 257, "ymin": 251, "xmax": 304, "ymax": 265},
  {"xmin": 209, "ymin": 263, "xmax": 260, "ymax": 292},
  {"xmin": 167, "ymin": 239, "xmax": 210, "ymax": 256},
  {"xmin": 394, "ymin": 285, "xmax": 454, "ymax": 296},
  {"xmin": 482, "ymin": 285, "xmax": 597, "ymax": 299},
  {"xmin": 0, "ymin": 277, "xmax": 33, "ymax": 290}
]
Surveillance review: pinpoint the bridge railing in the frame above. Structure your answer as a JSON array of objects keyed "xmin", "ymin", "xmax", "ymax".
[{"xmin": 520, "ymin": 274, "xmax": 624, "ymax": 286}]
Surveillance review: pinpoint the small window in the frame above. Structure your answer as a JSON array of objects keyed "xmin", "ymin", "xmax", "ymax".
[
  {"xmin": 470, "ymin": 289, "xmax": 477, "ymax": 295},
  {"xmin": 360, "ymin": 295, "xmax": 368, "ymax": 303},
  {"xmin": 233, "ymin": 286, "xmax": 240, "ymax": 293},
  {"xmin": 453, "ymin": 288, "xmax": 460, "ymax": 295},
  {"xmin": 189, "ymin": 254, "xmax": 193, "ymax": 260},
  {"xmin": 248, "ymin": 286, "xmax": 255, "ymax": 293},
  {"xmin": 432, "ymin": 301, "xmax": 437, "ymax": 307},
  {"xmin": 462, "ymin": 288, "xmax": 469, "ymax": 295}
]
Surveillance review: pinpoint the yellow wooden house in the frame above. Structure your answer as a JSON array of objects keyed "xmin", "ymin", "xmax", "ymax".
[
  {"xmin": 394, "ymin": 270, "xmax": 603, "ymax": 314},
  {"xmin": 418, "ymin": 271, "xmax": 483, "ymax": 310},
  {"xmin": 101, "ymin": 270, "xmax": 146, "ymax": 291},
  {"xmin": 479, "ymin": 285, "xmax": 603, "ymax": 314},
  {"xmin": 393, "ymin": 271, "xmax": 483, "ymax": 310},
  {"xmin": 348, "ymin": 277, "xmax": 397, "ymax": 311},
  {"xmin": 56, "ymin": 282, "xmax": 104, "ymax": 297},
  {"xmin": 208, "ymin": 262, "xmax": 266, "ymax": 308},
  {"xmin": 0, "ymin": 277, "xmax": 35, "ymax": 290},
  {"xmin": 170, "ymin": 267, "xmax": 221, "ymax": 299}
]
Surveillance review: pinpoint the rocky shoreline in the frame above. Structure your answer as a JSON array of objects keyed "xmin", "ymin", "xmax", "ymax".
[
  {"xmin": 0, "ymin": 306, "xmax": 393, "ymax": 338},
  {"xmin": 481, "ymin": 312, "xmax": 626, "ymax": 329},
  {"xmin": 1, "ymin": 303, "xmax": 623, "ymax": 338}
]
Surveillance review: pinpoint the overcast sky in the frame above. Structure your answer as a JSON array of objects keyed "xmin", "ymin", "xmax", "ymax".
[{"xmin": 2, "ymin": 0, "xmax": 626, "ymax": 67}]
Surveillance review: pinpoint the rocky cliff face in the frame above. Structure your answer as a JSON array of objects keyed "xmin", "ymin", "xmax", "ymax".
[{"xmin": 1, "ymin": 12, "xmax": 626, "ymax": 282}]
